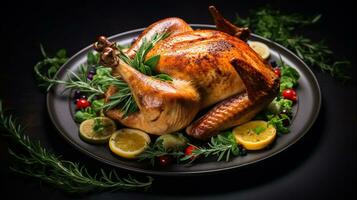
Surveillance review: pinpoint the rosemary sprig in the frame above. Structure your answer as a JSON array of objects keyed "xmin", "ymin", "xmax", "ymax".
[
  {"xmin": 35, "ymin": 63, "xmax": 105, "ymax": 99},
  {"xmin": 35, "ymin": 33, "xmax": 171, "ymax": 116},
  {"xmin": 0, "ymin": 100, "xmax": 153, "ymax": 193},
  {"xmin": 119, "ymin": 32, "xmax": 170, "ymax": 74},
  {"xmin": 138, "ymin": 140, "xmax": 185, "ymax": 166},
  {"xmin": 181, "ymin": 132, "xmax": 240, "ymax": 163},
  {"xmin": 235, "ymin": 7, "xmax": 351, "ymax": 80},
  {"xmin": 102, "ymin": 32, "xmax": 172, "ymax": 115}
]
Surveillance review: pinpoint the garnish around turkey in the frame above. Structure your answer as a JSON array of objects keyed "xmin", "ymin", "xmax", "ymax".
[{"xmin": 35, "ymin": 6, "xmax": 299, "ymax": 167}]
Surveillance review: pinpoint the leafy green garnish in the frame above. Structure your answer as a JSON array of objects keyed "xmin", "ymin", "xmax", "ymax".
[
  {"xmin": 235, "ymin": 7, "xmax": 350, "ymax": 80},
  {"xmin": 259, "ymin": 59, "xmax": 296, "ymax": 134},
  {"xmin": 36, "ymin": 61, "xmax": 103, "ymax": 98},
  {"xmin": 0, "ymin": 100, "xmax": 153, "ymax": 193},
  {"xmin": 139, "ymin": 132, "xmax": 242, "ymax": 165},
  {"xmin": 34, "ymin": 45, "xmax": 68, "ymax": 91},
  {"xmin": 92, "ymin": 118, "xmax": 106, "ymax": 132},
  {"xmin": 87, "ymin": 51, "xmax": 101, "ymax": 66},
  {"xmin": 119, "ymin": 32, "xmax": 173, "ymax": 81},
  {"xmin": 144, "ymin": 55, "xmax": 160, "ymax": 71},
  {"xmin": 120, "ymin": 32, "xmax": 170, "ymax": 75},
  {"xmin": 138, "ymin": 139, "xmax": 185, "ymax": 166},
  {"xmin": 35, "ymin": 33, "xmax": 171, "ymax": 117},
  {"xmin": 91, "ymin": 99, "xmax": 105, "ymax": 111},
  {"xmin": 181, "ymin": 132, "xmax": 239, "ymax": 163},
  {"xmin": 74, "ymin": 107, "xmax": 96, "ymax": 123},
  {"xmin": 267, "ymin": 114, "xmax": 290, "ymax": 134},
  {"xmin": 251, "ymin": 126, "xmax": 266, "ymax": 135},
  {"xmin": 279, "ymin": 57, "xmax": 300, "ymax": 91},
  {"xmin": 267, "ymin": 98, "xmax": 293, "ymax": 115},
  {"xmin": 100, "ymin": 32, "xmax": 173, "ymax": 116}
]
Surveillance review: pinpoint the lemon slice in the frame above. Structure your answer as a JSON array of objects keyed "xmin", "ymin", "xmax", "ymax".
[
  {"xmin": 248, "ymin": 41, "xmax": 270, "ymax": 60},
  {"xmin": 79, "ymin": 117, "xmax": 116, "ymax": 144},
  {"xmin": 109, "ymin": 128, "xmax": 151, "ymax": 159},
  {"xmin": 233, "ymin": 120, "xmax": 276, "ymax": 150}
]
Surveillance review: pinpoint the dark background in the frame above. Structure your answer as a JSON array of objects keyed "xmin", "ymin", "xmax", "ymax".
[{"xmin": 1, "ymin": 0, "xmax": 356, "ymax": 199}]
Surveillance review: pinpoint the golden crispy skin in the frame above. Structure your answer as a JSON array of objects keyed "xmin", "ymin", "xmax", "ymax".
[
  {"xmin": 127, "ymin": 17, "xmax": 192, "ymax": 58},
  {"xmin": 95, "ymin": 10, "xmax": 279, "ymax": 139},
  {"xmin": 106, "ymin": 61, "xmax": 200, "ymax": 135},
  {"xmin": 186, "ymin": 59, "xmax": 279, "ymax": 140},
  {"xmin": 147, "ymin": 30, "xmax": 270, "ymax": 108}
]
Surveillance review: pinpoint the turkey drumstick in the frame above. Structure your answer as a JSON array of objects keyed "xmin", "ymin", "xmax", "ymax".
[{"xmin": 186, "ymin": 59, "xmax": 279, "ymax": 140}]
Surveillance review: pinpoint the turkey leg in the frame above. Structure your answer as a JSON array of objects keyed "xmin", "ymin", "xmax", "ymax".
[
  {"xmin": 94, "ymin": 45, "xmax": 200, "ymax": 135},
  {"xmin": 186, "ymin": 59, "xmax": 279, "ymax": 140}
]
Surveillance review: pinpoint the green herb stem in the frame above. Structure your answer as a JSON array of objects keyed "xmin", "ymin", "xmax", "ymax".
[
  {"xmin": 0, "ymin": 101, "xmax": 153, "ymax": 193},
  {"xmin": 181, "ymin": 133, "xmax": 239, "ymax": 163},
  {"xmin": 235, "ymin": 7, "xmax": 350, "ymax": 80}
]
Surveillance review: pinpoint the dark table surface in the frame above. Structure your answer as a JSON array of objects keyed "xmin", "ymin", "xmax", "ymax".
[{"xmin": 1, "ymin": 0, "xmax": 357, "ymax": 199}]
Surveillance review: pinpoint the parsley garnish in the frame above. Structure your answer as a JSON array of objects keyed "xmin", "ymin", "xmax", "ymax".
[{"xmin": 251, "ymin": 126, "xmax": 266, "ymax": 135}]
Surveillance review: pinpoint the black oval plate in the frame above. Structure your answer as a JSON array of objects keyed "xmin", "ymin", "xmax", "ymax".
[{"xmin": 47, "ymin": 24, "xmax": 321, "ymax": 176}]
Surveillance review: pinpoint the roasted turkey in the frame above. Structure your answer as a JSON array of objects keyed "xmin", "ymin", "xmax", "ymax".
[{"xmin": 93, "ymin": 6, "xmax": 279, "ymax": 140}]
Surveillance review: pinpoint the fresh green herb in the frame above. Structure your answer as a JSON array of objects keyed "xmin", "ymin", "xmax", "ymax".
[
  {"xmin": 119, "ymin": 32, "xmax": 173, "ymax": 80},
  {"xmin": 0, "ymin": 100, "xmax": 153, "ymax": 193},
  {"xmin": 34, "ymin": 45, "xmax": 68, "ymax": 90},
  {"xmin": 92, "ymin": 118, "xmax": 105, "ymax": 132},
  {"xmin": 86, "ymin": 65, "xmax": 136, "ymax": 116},
  {"xmin": 91, "ymin": 99, "xmax": 105, "ymax": 111},
  {"xmin": 181, "ymin": 132, "xmax": 239, "ymax": 162},
  {"xmin": 138, "ymin": 139, "xmax": 185, "ymax": 166},
  {"xmin": 74, "ymin": 107, "xmax": 97, "ymax": 123},
  {"xmin": 35, "ymin": 62, "xmax": 103, "ymax": 95},
  {"xmin": 144, "ymin": 55, "xmax": 161, "ymax": 71},
  {"xmin": 100, "ymin": 32, "xmax": 173, "ymax": 116},
  {"xmin": 35, "ymin": 33, "xmax": 171, "ymax": 117},
  {"xmin": 120, "ymin": 32, "xmax": 170, "ymax": 75},
  {"xmin": 35, "ymin": 51, "xmax": 135, "ymax": 115},
  {"xmin": 267, "ymin": 98, "xmax": 293, "ymax": 115},
  {"xmin": 251, "ymin": 126, "xmax": 266, "ymax": 135},
  {"xmin": 259, "ymin": 59, "xmax": 296, "ymax": 134},
  {"xmin": 279, "ymin": 57, "xmax": 300, "ymax": 91},
  {"xmin": 267, "ymin": 114, "xmax": 290, "ymax": 134},
  {"xmin": 87, "ymin": 51, "xmax": 100, "ymax": 66},
  {"xmin": 235, "ymin": 7, "xmax": 351, "ymax": 80}
]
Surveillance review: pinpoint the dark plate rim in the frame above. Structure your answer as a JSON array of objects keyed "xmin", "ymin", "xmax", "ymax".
[{"xmin": 46, "ymin": 24, "xmax": 321, "ymax": 176}]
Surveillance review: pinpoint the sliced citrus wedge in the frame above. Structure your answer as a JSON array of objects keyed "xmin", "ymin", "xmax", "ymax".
[
  {"xmin": 79, "ymin": 117, "xmax": 116, "ymax": 144},
  {"xmin": 233, "ymin": 120, "xmax": 276, "ymax": 150},
  {"xmin": 248, "ymin": 41, "xmax": 270, "ymax": 60},
  {"xmin": 109, "ymin": 128, "xmax": 151, "ymax": 159}
]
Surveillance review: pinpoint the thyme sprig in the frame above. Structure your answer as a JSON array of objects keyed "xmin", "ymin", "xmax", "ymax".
[
  {"xmin": 0, "ymin": 100, "xmax": 153, "ymax": 193},
  {"xmin": 181, "ymin": 132, "xmax": 240, "ymax": 163},
  {"xmin": 235, "ymin": 7, "xmax": 351, "ymax": 80}
]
